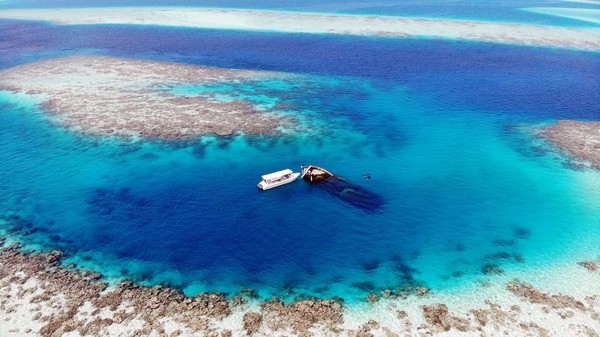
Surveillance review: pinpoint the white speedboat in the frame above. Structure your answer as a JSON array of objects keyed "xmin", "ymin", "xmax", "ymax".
[{"xmin": 257, "ymin": 169, "xmax": 300, "ymax": 190}]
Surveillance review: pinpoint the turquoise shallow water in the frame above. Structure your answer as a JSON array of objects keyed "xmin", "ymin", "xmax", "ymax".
[{"xmin": 0, "ymin": 5, "xmax": 599, "ymax": 303}]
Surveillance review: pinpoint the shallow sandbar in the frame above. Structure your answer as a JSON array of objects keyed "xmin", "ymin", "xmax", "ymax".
[{"xmin": 0, "ymin": 7, "xmax": 599, "ymax": 50}]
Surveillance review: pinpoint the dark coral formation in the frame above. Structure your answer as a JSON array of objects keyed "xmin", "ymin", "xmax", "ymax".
[
  {"xmin": 367, "ymin": 293, "xmax": 379, "ymax": 303},
  {"xmin": 506, "ymin": 282, "xmax": 586, "ymax": 311},
  {"xmin": 578, "ymin": 261, "xmax": 599, "ymax": 272},
  {"xmin": 242, "ymin": 312, "xmax": 263, "ymax": 335},
  {"xmin": 513, "ymin": 227, "xmax": 531, "ymax": 240},
  {"xmin": 422, "ymin": 304, "xmax": 470, "ymax": 332},
  {"xmin": 259, "ymin": 298, "xmax": 343, "ymax": 334},
  {"xmin": 482, "ymin": 263, "xmax": 505, "ymax": 276}
]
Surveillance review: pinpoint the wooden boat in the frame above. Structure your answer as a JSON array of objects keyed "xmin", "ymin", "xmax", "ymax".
[
  {"xmin": 300, "ymin": 165, "xmax": 383, "ymax": 213},
  {"xmin": 301, "ymin": 165, "xmax": 334, "ymax": 182},
  {"xmin": 257, "ymin": 169, "xmax": 300, "ymax": 190}
]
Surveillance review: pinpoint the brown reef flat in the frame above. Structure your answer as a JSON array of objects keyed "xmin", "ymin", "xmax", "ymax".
[
  {"xmin": 0, "ymin": 240, "xmax": 345, "ymax": 336},
  {"xmin": 540, "ymin": 120, "xmax": 600, "ymax": 170},
  {"xmin": 0, "ymin": 56, "xmax": 295, "ymax": 140},
  {"xmin": 1, "ymin": 236, "xmax": 599, "ymax": 336}
]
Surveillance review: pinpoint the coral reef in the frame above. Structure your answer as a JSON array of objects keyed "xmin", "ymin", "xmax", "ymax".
[
  {"xmin": 1, "ymin": 237, "xmax": 599, "ymax": 336},
  {"xmin": 0, "ymin": 242, "xmax": 344, "ymax": 336},
  {"xmin": 259, "ymin": 298, "xmax": 343, "ymax": 334},
  {"xmin": 0, "ymin": 56, "xmax": 297, "ymax": 140},
  {"xmin": 422, "ymin": 304, "xmax": 470, "ymax": 332},
  {"xmin": 506, "ymin": 281, "xmax": 586, "ymax": 310},
  {"xmin": 540, "ymin": 121, "xmax": 600, "ymax": 170},
  {"xmin": 578, "ymin": 261, "xmax": 599, "ymax": 272},
  {"xmin": 242, "ymin": 312, "xmax": 263, "ymax": 335}
]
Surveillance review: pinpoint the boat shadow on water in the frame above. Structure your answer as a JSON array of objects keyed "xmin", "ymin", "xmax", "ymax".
[{"xmin": 301, "ymin": 165, "xmax": 384, "ymax": 214}]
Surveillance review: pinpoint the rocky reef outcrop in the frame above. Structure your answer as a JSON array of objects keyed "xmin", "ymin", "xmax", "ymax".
[{"xmin": 540, "ymin": 120, "xmax": 600, "ymax": 170}]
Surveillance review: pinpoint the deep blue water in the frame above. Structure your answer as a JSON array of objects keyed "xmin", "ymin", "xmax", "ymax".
[
  {"xmin": 1, "ymin": 22, "xmax": 598, "ymax": 119},
  {"xmin": 1, "ymin": 10, "xmax": 599, "ymax": 303}
]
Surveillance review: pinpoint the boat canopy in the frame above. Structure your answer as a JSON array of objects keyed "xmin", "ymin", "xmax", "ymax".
[{"xmin": 261, "ymin": 169, "xmax": 293, "ymax": 181}]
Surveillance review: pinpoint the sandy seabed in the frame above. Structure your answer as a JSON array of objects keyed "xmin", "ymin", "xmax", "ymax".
[
  {"xmin": 0, "ymin": 55, "xmax": 296, "ymax": 140},
  {"xmin": 0, "ymin": 7, "xmax": 599, "ymax": 51}
]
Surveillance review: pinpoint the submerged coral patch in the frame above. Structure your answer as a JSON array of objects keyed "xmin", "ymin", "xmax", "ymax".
[{"xmin": 0, "ymin": 56, "xmax": 297, "ymax": 140}]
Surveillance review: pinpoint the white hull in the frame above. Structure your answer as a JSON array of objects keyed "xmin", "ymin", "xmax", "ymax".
[{"xmin": 258, "ymin": 172, "xmax": 300, "ymax": 190}]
